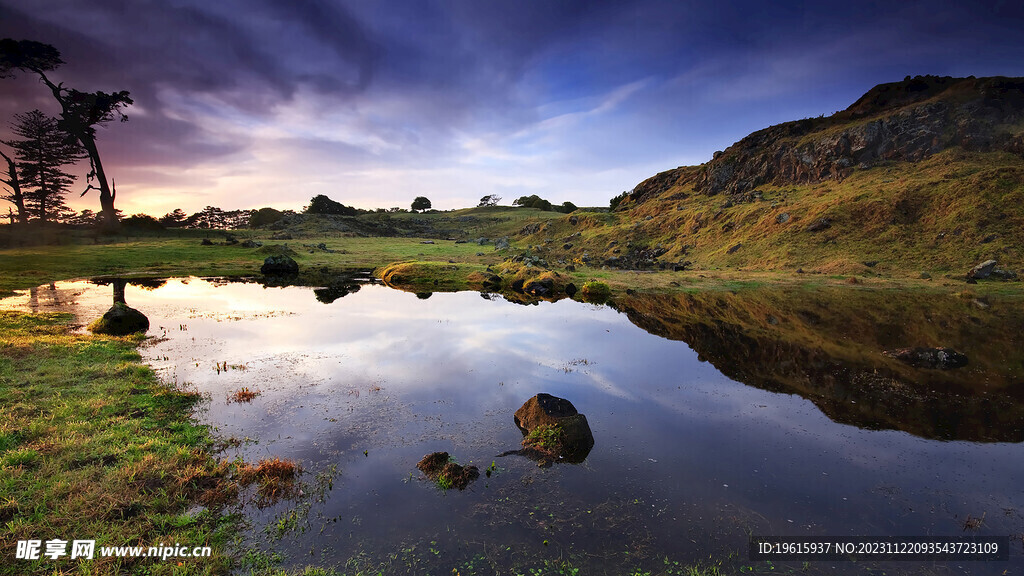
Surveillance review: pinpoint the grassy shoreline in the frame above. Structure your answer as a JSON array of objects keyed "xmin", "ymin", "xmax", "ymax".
[
  {"xmin": 0, "ymin": 310, "xmax": 237, "ymax": 575},
  {"xmin": 2, "ymin": 233, "xmax": 1020, "ymax": 301}
]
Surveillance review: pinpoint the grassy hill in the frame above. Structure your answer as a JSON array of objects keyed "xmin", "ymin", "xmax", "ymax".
[
  {"xmin": 253, "ymin": 205, "xmax": 567, "ymax": 241},
  {"xmin": 514, "ymin": 76, "xmax": 1024, "ymax": 278}
]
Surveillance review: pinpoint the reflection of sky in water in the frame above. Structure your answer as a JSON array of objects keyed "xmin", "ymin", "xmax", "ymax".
[{"xmin": 4, "ymin": 278, "xmax": 1023, "ymax": 573}]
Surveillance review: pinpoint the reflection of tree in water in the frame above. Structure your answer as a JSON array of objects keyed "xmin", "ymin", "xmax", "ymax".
[
  {"xmin": 25, "ymin": 282, "xmax": 75, "ymax": 312},
  {"xmin": 128, "ymin": 278, "xmax": 168, "ymax": 291},
  {"xmin": 86, "ymin": 278, "xmax": 149, "ymax": 335},
  {"xmin": 89, "ymin": 277, "xmax": 168, "ymax": 293},
  {"xmin": 314, "ymin": 282, "xmax": 362, "ymax": 304},
  {"xmin": 247, "ymin": 269, "xmax": 375, "ymax": 304},
  {"xmin": 618, "ymin": 289, "xmax": 1024, "ymax": 442}
]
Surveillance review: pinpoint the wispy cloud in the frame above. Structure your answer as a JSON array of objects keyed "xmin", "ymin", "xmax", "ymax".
[{"xmin": 2, "ymin": 0, "xmax": 1023, "ymax": 215}]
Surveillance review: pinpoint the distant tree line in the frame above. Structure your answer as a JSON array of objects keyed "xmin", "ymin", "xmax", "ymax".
[
  {"xmin": 13, "ymin": 206, "xmax": 260, "ymax": 230},
  {"xmin": 74, "ymin": 193, "xmax": 433, "ymax": 231}
]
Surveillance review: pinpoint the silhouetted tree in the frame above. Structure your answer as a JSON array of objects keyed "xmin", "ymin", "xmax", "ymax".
[
  {"xmin": 4, "ymin": 110, "xmax": 84, "ymax": 223},
  {"xmin": 122, "ymin": 213, "xmax": 164, "ymax": 230},
  {"xmin": 0, "ymin": 146, "xmax": 26, "ymax": 223},
  {"xmin": 306, "ymin": 194, "xmax": 357, "ymax": 216},
  {"xmin": 51, "ymin": 204, "xmax": 77, "ymax": 223},
  {"xmin": 190, "ymin": 206, "xmax": 225, "ymax": 229},
  {"xmin": 180, "ymin": 206, "xmax": 251, "ymax": 229},
  {"xmin": 411, "ymin": 196, "xmax": 431, "ymax": 212},
  {"xmin": 221, "ymin": 209, "xmax": 254, "ymax": 229},
  {"xmin": 249, "ymin": 207, "xmax": 283, "ymax": 227},
  {"xmin": 67, "ymin": 208, "xmax": 97, "ymax": 226},
  {"xmin": 478, "ymin": 194, "xmax": 501, "ymax": 207},
  {"xmin": 159, "ymin": 208, "xmax": 188, "ymax": 228},
  {"xmin": 513, "ymin": 194, "xmax": 552, "ymax": 211},
  {"xmin": 0, "ymin": 39, "xmax": 132, "ymax": 230}
]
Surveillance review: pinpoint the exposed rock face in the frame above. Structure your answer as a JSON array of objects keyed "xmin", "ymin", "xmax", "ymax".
[
  {"xmin": 600, "ymin": 244, "xmax": 669, "ymax": 270},
  {"xmin": 480, "ymin": 273, "xmax": 503, "ymax": 290},
  {"xmin": 514, "ymin": 393, "xmax": 594, "ymax": 463},
  {"xmin": 523, "ymin": 278, "xmax": 553, "ymax": 296},
  {"xmin": 627, "ymin": 76, "xmax": 1024, "ymax": 202},
  {"xmin": 261, "ymin": 254, "xmax": 299, "ymax": 275},
  {"xmin": 805, "ymin": 218, "xmax": 832, "ymax": 232},
  {"xmin": 88, "ymin": 302, "xmax": 150, "ymax": 335},
  {"xmin": 967, "ymin": 259, "xmax": 998, "ymax": 280},
  {"xmin": 884, "ymin": 347, "xmax": 969, "ymax": 370}
]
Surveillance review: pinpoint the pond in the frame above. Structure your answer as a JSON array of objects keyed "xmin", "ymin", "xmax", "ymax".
[{"xmin": 5, "ymin": 277, "xmax": 1024, "ymax": 574}]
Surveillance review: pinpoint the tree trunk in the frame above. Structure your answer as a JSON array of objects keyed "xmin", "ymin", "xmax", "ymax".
[
  {"xmin": 112, "ymin": 279, "xmax": 126, "ymax": 304},
  {"xmin": 36, "ymin": 158, "xmax": 48, "ymax": 223},
  {"xmin": 80, "ymin": 137, "xmax": 118, "ymax": 231},
  {"xmin": 0, "ymin": 150, "xmax": 29, "ymax": 224}
]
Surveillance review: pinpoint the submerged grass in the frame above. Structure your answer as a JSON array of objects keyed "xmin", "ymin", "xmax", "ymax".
[
  {"xmin": 235, "ymin": 457, "xmax": 302, "ymax": 508},
  {"xmin": 227, "ymin": 387, "xmax": 260, "ymax": 403},
  {"xmin": 0, "ymin": 310, "xmax": 237, "ymax": 575}
]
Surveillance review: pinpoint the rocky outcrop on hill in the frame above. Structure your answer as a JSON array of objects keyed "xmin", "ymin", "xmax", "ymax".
[{"xmin": 627, "ymin": 76, "xmax": 1024, "ymax": 203}]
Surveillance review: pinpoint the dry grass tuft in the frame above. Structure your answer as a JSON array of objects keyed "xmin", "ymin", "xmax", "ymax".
[
  {"xmin": 235, "ymin": 457, "xmax": 301, "ymax": 506},
  {"xmin": 227, "ymin": 387, "xmax": 260, "ymax": 403}
]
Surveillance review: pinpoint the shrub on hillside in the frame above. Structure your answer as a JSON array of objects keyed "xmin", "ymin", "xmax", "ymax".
[{"xmin": 249, "ymin": 207, "xmax": 283, "ymax": 227}]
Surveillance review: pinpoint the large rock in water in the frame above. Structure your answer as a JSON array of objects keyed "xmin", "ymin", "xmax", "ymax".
[
  {"xmin": 261, "ymin": 254, "xmax": 298, "ymax": 275},
  {"xmin": 514, "ymin": 393, "xmax": 594, "ymax": 463},
  {"xmin": 88, "ymin": 302, "xmax": 150, "ymax": 335},
  {"xmin": 966, "ymin": 259, "xmax": 997, "ymax": 280}
]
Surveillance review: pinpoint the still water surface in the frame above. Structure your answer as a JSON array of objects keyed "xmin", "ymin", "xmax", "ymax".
[{"xmin": 6, "ymin": 278, "xmax": 1023, "ymax": 574}]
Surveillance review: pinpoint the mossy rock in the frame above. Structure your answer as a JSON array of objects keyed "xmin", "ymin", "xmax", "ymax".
[
  {"xmin": 261, "ymin": 254, "xmax": 299, "ymax": 275},
  {"xmin": 416, "ymin": 451, "xmax": 479, "ymax": 490},
  {"xmin": 579, "ymin": 281, "xmax": 611, "ymax": 303},
  {"xmin": 88, "ymin": 302, "xmax": 150, "ymax": 336},
  {"xmin": 514, "ymin": 393, "xmax": 594, "ymax": 463}
]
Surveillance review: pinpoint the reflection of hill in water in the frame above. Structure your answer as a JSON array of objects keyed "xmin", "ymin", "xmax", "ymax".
[{"xmin": 617, "ymin": 289, "xmax": 1024, "ymax": 442}]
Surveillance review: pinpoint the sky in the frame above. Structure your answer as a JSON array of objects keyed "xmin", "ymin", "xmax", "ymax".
[{"xmin": 1, "ymin": 0, "xmax": 1024, "ymax": 216}]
